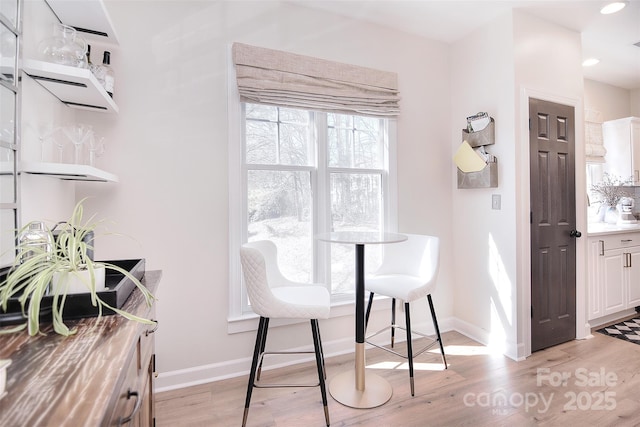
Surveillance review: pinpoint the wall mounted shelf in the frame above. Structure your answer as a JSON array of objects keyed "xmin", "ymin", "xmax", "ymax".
[
  {"xmin": 22, "ymin": 59, "xmax": 118, "ymax": 113},
  {"xmin": 21, "ymin": 161, "xmax": 118, "ymax": 182},
  {"xmin": 45, "ymin": 0, "xmax": 119, "ymax": 45},
  {"xmin": 457, "ymin": 116, "xmax": 498, "ymax": 189}
]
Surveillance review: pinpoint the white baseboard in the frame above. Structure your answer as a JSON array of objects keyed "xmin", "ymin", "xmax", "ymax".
[
  {"xmin": 447, "ymin": 317, "xmax": 520, "ymax": 361},
  {"xmin": 587, "ymin": 309, "xmax": 637, "ymax": 329},
  {"xmin": 155, "ymin": 317, "xmax": 450, "ymax": 392}
]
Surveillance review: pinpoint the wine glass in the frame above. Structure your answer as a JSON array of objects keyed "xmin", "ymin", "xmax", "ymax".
[
  {"xmin": 37, "ymin": 123, "xmax": 59, "ymax": 162},
  {"xmin": 62, "ymin": 124, "xmax": 93, "ymax": 165},
  {"xmin": 88, "ymin": 134, "xmax": 105, "ymax": 167}
]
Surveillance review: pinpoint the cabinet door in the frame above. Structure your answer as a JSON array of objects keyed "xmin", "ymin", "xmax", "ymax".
[
  {"xmin": 602, "ymin": 248, "xmax": 625, "ymax": 316},
  {"xmin": 587, "ymin": 239, "xmax": 604, "ymax": 320},
  {"xmin": 626, "ymin": 249, "xmax": 640, "ymax": 307},
  {"xmin": 603, "ymin": 120, "xmax": 632, "ymax": 180}
]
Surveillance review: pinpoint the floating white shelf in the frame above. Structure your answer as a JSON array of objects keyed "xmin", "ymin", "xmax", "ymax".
[
  {"xmin": 22, "ymin": 59, "xmax": 118, "ymax": 113},
  {"xmin": 45, "ymin": 0, "xmax": 119, "ymax": 45},
  {"xmin": 21, "ymin": 161, "xmax": 119, "ymax": 182}
]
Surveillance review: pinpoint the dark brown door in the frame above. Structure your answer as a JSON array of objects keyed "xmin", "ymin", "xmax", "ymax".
[{"xmin": 530, "ymin": 98, "xmax": 578, "ymax": 352}]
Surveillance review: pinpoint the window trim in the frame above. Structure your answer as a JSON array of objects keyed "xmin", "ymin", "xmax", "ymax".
[{"xmin": 227, "ymin": 51, "xmax": 398, "ymax": 328}]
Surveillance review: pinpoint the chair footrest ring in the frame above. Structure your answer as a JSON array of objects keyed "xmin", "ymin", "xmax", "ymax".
[
  {"xmin": 366, "ymin": 325, "xmax": 441, "ymax": 359},
  {"xmin": 254, "ymin": 350, "xmax": 322, "ymax": 388}
]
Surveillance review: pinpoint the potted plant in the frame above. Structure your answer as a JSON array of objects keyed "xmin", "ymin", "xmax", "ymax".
[
  {"xmin": 590, "ymin": 172, "xmax": 633, "ymax": 223},
  {"xmin": 0, "ymin": 199, "xmax": 155, "ymax": 336}
]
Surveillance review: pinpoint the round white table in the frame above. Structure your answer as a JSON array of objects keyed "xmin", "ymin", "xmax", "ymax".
[{"xmin": 316, "ymin": 231, "xmax": 407, "ymax": 408}]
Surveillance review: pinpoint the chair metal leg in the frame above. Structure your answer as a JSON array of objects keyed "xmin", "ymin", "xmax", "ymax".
[
  {"xmin": 256, "ymin": 317, "xmax": 270, "ymax": 381},
  {"xmin": 311, "ymin": 319, "xmax": 330, "ymax": 426},
  {"xmin": 313, "ymin": 319, "xmax": 327, "ymax": 380},
  {"xmin": 243, "ymin": 316, "xmax": 269, "ymax": 427},
  {"xmin": 404, "ymin": 302, "xmax": 415, "ymax": 396},
  {"xmin": 365, "ymin": 292, "xmax": 374, "ymax": 328},
  {"xmin": 391, "ymin": 298, "xmax": 396, "ymax": 348},
  {"xmin": 428, "ymin": 294, "xmax": 447, "ymax": 369}
]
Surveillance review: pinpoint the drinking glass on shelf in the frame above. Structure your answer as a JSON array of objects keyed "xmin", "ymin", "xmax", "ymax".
[
  {"xmin": 53, "ymin": 135, "xmax": 67, "ymax": 163},
  {"xmin": 62, "ymin": 124, "xmax": 93, "ymax": 165},
  {"xmin": 88, "ymin": 134, "xmax": 105, "ymax": 167},
  {"xmin": 37, "ymin": 123, "xmax": 59, "ymax": 162}
]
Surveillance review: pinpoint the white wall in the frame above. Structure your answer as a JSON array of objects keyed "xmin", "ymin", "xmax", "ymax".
[
  {"xmin": 450, "ymin": 10, "xmax": 585, "ymax": 360},
  {"xmin": 450, "ymin": 12, "xmax": 518, "ymax": 358},
  {"xmin": 631, "ymin": 89, "xmax": 640, "ymax": 117},
  {"xmin": 584, "ymin": 79, "xmax": 631, "ymax": 121},
  {"xmin": 47, "ymin": 0, "xmax": 452, "ymax": 389}
]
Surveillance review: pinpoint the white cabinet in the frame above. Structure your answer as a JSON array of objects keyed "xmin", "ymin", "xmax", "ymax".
[
  {"xmin": 588, "ymin": 232, "xmax": 640, "ymax": 320},
  {"xmin": 602, "ymin": 117, "xmax": 640, "ymax": 183},
  {"xmin": 601, "ymin": 247, "xmax": 626, "ymax": 316},
  {"xmin": 587, "ymin": 238, "xmax": 604, "ymax": 319}
]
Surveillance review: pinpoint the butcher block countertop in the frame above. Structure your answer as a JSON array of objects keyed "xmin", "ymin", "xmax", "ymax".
[{"xmin": 0, "ymin": 270, "xmax": 161, "ymax": 427}]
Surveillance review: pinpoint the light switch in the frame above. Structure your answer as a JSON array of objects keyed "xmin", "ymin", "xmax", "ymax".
[{"xmin": 492, "ymin": 194, "xmax": 501, "ymax": 210}]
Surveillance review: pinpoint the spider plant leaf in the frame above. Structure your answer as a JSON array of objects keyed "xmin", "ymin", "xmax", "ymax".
[{"xmin": 0, "ymin": 323, "xmax": 27, "ymax": 335}]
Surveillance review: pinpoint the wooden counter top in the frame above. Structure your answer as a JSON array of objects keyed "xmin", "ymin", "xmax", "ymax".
[{"xmin": 0, "ymin": 270, "xmax": 161, "ymax": 426}]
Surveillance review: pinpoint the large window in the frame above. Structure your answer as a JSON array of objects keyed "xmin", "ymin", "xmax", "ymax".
[{"xmin": 236, "ymin": 102, "xmax": 394, "ymax": 314}]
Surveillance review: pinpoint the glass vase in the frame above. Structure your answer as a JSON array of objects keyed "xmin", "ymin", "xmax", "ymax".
[{"xmin": 38, "ymin": 23, "xmax": 87, "ymax": 68}]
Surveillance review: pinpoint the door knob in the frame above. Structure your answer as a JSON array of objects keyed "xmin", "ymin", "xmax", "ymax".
[{"xmin": 570, "ymin": 229, "xmax": 582, "ymax": 238}]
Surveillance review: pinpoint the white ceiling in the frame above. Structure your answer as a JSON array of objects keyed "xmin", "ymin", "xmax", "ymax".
[{"xmin": 288, "ymin": 0, "xmax": 640, "ymax": 90}]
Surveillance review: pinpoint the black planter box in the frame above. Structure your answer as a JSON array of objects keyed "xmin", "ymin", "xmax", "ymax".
[{"xmin": 0, "ymin": 258, "xmax": 145, "ymax": 326}]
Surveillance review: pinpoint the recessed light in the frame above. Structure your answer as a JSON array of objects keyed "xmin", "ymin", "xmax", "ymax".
[
  {"xmin": 600, "ymin": 2, "xmax": 627, "ymax": 14},
  {"xmin": 582, "ymin": 58, "xmax": 600, "ymax": 67}
]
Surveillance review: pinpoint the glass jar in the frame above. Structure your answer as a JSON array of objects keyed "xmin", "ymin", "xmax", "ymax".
[
  {"xmin": 38, "ymin": 23, "xmax": 87, "ymax": 68},
  {"xmin": 18, "ymin": 221, "xmax": 53, "ymax": 264}
]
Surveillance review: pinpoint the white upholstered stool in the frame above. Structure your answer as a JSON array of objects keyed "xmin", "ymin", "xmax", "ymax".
[
  {"xmin": 240, "ymin": 240, "xmax": 330, "ymax": 426},
  {"xmin": 364, "ymin": 234, "xmax": 447, "ymax": 396}
]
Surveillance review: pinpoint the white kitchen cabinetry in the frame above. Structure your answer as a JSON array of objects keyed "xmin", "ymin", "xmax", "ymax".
[
  {"xmin": 588, "ymin": 232, "xmax": 640, "ymax": 321},
  {"xmin": 602, "ymin": 117, "xmax": 640, "ymax": 183},
  {"xmin": 21, "ymin": 0, "xmax": 119, "ymax": 182}
]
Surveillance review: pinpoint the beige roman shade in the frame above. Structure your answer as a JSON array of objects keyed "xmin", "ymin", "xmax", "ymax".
[{"xmin": 232, "ymin": 43, "xmax": 400, "ymax": 117}]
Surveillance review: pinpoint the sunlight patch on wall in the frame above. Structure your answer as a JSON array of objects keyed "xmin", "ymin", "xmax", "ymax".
[{"xmin": 488, "ymin": 233, "xmax": 513, "ymax": 352}]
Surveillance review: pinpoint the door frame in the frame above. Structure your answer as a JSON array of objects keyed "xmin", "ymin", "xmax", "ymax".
[{"xmin": 517, "ymin": 87, "xmax": 588, "ymax": 359}]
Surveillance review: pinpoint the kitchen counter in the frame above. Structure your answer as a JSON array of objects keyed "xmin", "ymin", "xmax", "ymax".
[
  {"xmin": 0, "ymin": 270, "xmax": 161, "ymax": 426},
  {"xmin": 588, "ymin": 222, "xmax": 640, "ymax": 236}
]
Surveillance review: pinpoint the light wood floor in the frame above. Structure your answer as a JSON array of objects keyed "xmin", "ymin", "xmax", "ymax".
[{"xmin": 156, "ymin": 323, "xmax": 640, "ymax": 426}]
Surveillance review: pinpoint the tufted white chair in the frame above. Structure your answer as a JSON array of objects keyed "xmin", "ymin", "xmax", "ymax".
[
  {"xmin": 364, "ymin": 234, "xmax": 447, "ymax": 396},
  {"xmin": 240, "ymin": 240, "xmax": 330, "ymax": 427}
]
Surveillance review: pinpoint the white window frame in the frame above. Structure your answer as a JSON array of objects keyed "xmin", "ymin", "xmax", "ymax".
[{"xmin": 227, "ymin": 55, "xmax": 398, "ymax": 332}]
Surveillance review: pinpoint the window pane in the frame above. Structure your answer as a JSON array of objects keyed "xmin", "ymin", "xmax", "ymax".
[
  {"xmin": 329, "ymin": 172, "xmax": 382, "ymax": 293},
  {"xmin": 328, "ymin": 114, "xmax": 382, "ymax": 168},
  {"xmin": 247, "ymin": 170, "xmax": 313, "ymax": 282},
  {"xmin": 330, "ymin": 173, "xmax": 381, "ymax": 231},
  {"xmin": 279, "ymin": 107, "xmax": 308, "ymax": 124},
  {"xmin": 246, "ymin": 120, "xmax": 277, "ymax": 164},
  {"xmin": 246, "ymin": 104, "xmax": 312, "ymax": 166},
  {"xmin": 280, "ymin": 122, "xmax": 310, "ymax": 165},
  {"xmin": 246, "ymin": 103, "xmax": 277, "ymax": 121}
]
